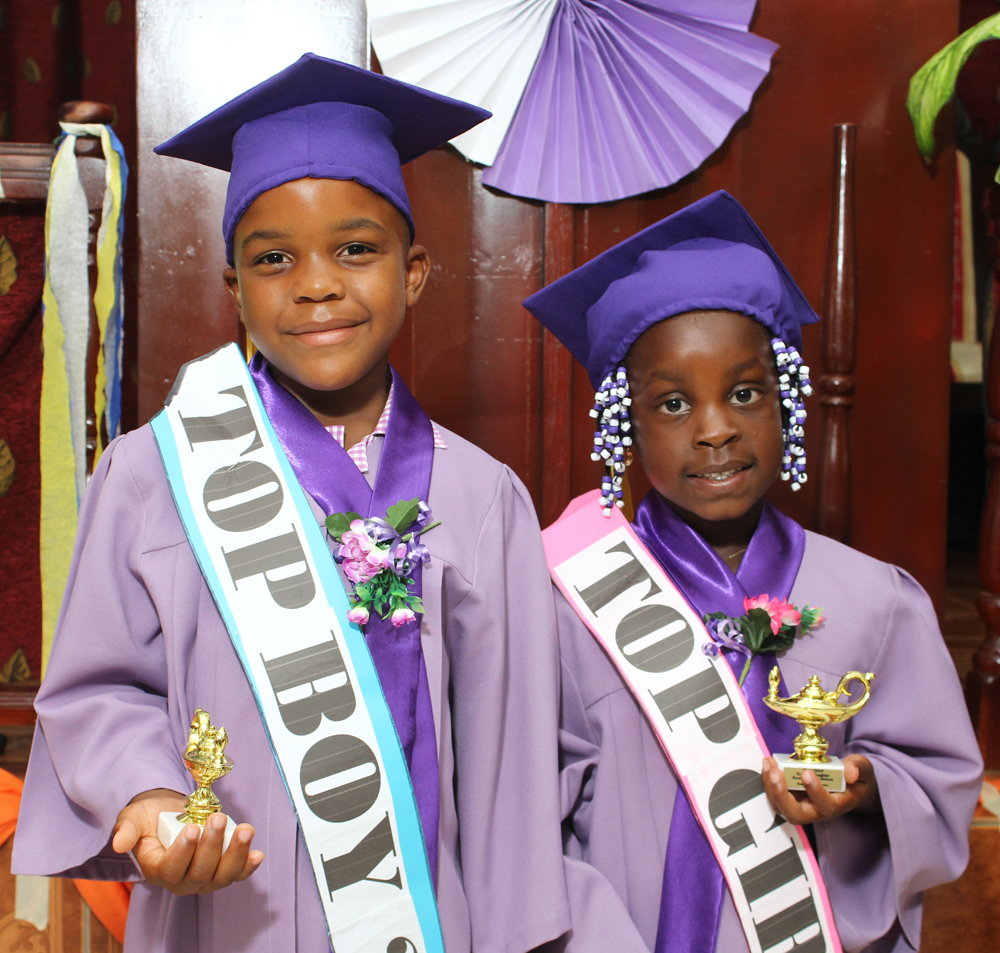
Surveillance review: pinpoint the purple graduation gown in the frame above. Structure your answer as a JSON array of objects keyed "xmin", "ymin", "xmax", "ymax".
[
  {"xmin": 12, "ymin": 422, "xmax": 572, "ymax": 953},
  {"xmin": 554, "ymin": 528, "xmax": 983, "ymax": 953}
]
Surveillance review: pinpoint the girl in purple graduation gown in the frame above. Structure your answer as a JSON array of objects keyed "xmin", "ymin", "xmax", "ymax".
[
  {"xmin": 12, "ymin": 55, "xmax": 574, "ymax": 953},
  {"xmin": 523, "ymin": 191, "xmax": 983, "ymax": 953}
]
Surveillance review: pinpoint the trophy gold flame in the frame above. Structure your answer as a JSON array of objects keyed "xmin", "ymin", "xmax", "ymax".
[
  {"xmin": 157, "ymin": 709, "xmax": 238, "ymax": 849},
  {"xmin": 763, "ymin": 667, "xmax": 875, "ymax": 792}
]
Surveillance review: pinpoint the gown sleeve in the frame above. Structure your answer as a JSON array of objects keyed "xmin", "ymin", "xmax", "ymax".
[
  {"xmin": 12, "ymin": 432, "xmax": 192, "ymax": 880},
  {"xmin": 810, "ymin": 566, "xmax": 983, "ymax": 953}
]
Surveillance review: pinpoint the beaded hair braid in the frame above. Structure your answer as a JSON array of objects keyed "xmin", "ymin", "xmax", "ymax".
[
  {"xmin": 772, "ymin": 337, "xmax": 813, "ymax": 491},
  {"xmin": 590, "ymin": 367, "xmax": 632, "ymax": 515},
  {"xmin": 590, "ymin": 338, "xmax": 813, "ymax": 515}
]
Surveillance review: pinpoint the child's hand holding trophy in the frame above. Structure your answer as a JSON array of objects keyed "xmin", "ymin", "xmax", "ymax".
[{"xmin": 764, "ymin": 667, "xmax": 875, "ymax": 793}]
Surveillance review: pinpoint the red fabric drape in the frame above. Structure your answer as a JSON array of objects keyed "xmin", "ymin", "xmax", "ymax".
[{"xmin": 0, "ymin": 1, "xmax": 136, "ymax": 676}]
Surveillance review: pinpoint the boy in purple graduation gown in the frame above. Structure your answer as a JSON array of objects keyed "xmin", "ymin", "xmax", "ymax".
[
  {"xmin": 523, "ymin": 192, "xmax": 983, "ymax": 953},
  {"xmin": 12, "ymin": 55, "xmax": 573, "ymax": 953}
]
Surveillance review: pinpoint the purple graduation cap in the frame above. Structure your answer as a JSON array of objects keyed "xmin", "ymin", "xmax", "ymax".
[
  {"xmin": 154, "ymin": 52, "xmax": 491, "ymax": 262},
  {"xmin": 522, "ymin": 190, "xmax": 820, "ymax": 511}
]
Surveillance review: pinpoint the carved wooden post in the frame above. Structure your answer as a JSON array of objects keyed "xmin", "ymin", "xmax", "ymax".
[
  {"xmin": 815, "ymin": 123, "xmax": 857, "ymax": 542},
  {"xmin": 540, "ymin": 202, "xmax": 575, "ymax": 527},
  {"xmin": 968, "ymin": 312, "xmax": 1000, "ymax": 766}
]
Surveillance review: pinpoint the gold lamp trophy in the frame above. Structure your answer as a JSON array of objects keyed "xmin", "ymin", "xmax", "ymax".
[
  {"xmin": 158, "ymin": 709, "xmax": 238, "ymax": 850},
  {"xmin": 763, "ymin": 667, "xmax": 875, "ymax": 792}
]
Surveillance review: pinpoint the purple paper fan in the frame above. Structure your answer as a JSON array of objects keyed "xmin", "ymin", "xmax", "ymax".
[{"xmin": 481, "ymin": 0, "xmax": 777, "ymax": 204}]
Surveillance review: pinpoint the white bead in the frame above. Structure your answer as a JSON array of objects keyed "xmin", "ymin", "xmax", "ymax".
[{"xmin": 791, "ymin": 481, "xmax": 801, "ymax": 491}]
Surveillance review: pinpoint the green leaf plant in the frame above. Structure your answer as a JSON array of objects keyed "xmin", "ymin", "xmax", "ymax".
[{"xmin": 908, "ymin": 12, "xmax": 1000, "ymax": 181}]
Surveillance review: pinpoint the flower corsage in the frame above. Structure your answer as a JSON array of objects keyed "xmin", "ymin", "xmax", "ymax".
[
  {"xmin": 703, "ymin": 595, "xmax": 824, "ymax": 686},
  {"xmin": 326, "ymin": 498, "xmax": 440, "ymax": 629}
]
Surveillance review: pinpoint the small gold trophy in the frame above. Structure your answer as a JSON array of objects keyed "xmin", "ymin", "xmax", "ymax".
[
  {"xmin": 763, "ymin": 667, "xmax": 875, "ymax": 793},
  {"xmin": 157, "ymin": 709, "xmax": 237, "ymax": 850}
]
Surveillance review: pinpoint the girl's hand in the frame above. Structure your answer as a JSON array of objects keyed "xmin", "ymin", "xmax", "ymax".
[
  {"xmin": 761, "ymin": 755, "xmax": 880, "ymax": 825},
  {"xmin": 112, "ymin": 788, "xmax": 263, "ymax": 896}
]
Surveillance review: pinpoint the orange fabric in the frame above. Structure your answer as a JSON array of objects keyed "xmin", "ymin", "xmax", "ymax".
[
  {"xmin": 0, "ymin": 766, "xmax": 131, "ymax": 944},
  {"xmin": 0, "ymin": 769, "xmax": 24, "ymax": 849}
]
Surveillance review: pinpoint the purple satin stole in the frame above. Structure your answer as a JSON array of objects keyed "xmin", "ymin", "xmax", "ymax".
[
  {"xmin": 632, "ymin": 491, "xmax": 804, "ymax": 953},
  {"xmin": 249, "ymin": 354, "xmax": 440, "ymax": 882}
]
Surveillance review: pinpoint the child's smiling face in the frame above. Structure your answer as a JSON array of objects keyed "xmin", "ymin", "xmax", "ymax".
[
  {"xmin": 224, "ymin": 177, "xmax": 428, "ymax": 395},
  {"xmin": 626, "ymin": 309, "xmax": 784, "ymax": 525}
]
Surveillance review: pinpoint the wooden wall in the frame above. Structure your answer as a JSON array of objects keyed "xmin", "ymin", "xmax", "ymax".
[{"xmin": 136, "ymin": 0, "xmax": 959, "ymax": 607}]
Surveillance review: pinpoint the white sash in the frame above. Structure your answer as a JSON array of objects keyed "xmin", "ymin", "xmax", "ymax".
[
  {"xmin": 543, "ymin": 492, "xmax": 842, "ymax": 953},
  {"xmin": 151, "ymin": 344, "xmax": 443, "ymax": 953}
]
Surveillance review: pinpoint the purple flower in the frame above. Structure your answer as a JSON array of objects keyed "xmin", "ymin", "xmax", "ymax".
[
  {"xmin": 391, "ymin": 607, "xmax": 416, "ymax": 627},
  {"xmin": 347, "ymin": 605, "xmax": 370, "ymax": 626}
]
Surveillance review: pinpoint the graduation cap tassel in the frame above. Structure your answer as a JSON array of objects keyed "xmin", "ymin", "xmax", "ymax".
[{"xmin": 772, "ymin": 338, "xmax": 812, "ymax": 491}]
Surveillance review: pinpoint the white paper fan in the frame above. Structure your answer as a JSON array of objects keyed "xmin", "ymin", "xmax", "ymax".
[{"xmin": 369, "ymin": 0, "xmax": 558, "ymax": 166}]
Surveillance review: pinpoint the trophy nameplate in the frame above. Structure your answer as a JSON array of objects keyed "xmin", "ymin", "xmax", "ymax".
[
  {"xmin": 158, "ymin": 708, "xmax": 237, "ymax": 851},
  {"xmin": 763, "ymin": 667, "xmax": 875, "ymax": 793}
]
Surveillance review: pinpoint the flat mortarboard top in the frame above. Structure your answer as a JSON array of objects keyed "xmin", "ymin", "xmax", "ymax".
[
  {"xmin": 523, "ymin": 191, "xmax": 819, "ymax": 389},
  {"xmin": 154, "ymin": 53, "xmax": 491, "ymax": 262}
]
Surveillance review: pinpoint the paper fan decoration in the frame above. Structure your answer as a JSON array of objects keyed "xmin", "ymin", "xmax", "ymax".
[{"xmin": 370, "ymin": 0, "xmax": 777, "ymax": 204}]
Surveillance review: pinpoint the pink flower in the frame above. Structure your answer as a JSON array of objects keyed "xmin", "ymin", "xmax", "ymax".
[
  {"xmin": 391, "ymin": 607, "xmax": 416, "ymax": 627},
  {"xmin": 744, "ymin": 594, "xmax": 800, "ymax": 634},
  {"xmin": 770, "ymin": 598, "xmax": 801, "ymax": 631},
  {"xmin": 743, "ymin": 594, "xmax": 771, "ymax": 614},
  {"xmin": 340, "ymin": 522, "xmax": 390, "ymax": 584},
  {"xmin": 347, "ymin": 605, "xmax": 370, "ymax": 626}
]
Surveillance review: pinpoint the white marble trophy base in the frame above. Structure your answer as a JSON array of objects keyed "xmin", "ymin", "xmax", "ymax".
[
  {"xmin": 774, "ymin": 753, "xmax": 845, "ymax": 793},
  {"xmin": 158, "ymin": 811, "xmax": 236, "ymax": 851}
]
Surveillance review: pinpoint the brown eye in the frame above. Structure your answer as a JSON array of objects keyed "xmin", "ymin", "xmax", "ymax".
[
  {"xmin": 343, "ymin": 243, "xmax": 372, "ymax": 256},
  {"xmin": 732, "ymin": 388, "xmax": 760, "ymax": 406},
  {"xmin": 256, "ymin": 252, "xmax": 285, "ymax": 266},
  {"xmin": 662, "ymin": 397, "xmax": 690, "ymax": 415}
]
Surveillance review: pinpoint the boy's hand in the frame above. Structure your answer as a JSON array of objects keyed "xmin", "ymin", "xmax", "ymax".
[
  {"xmin": 112, "ymin": 788, "xmax": 263, "ymax": 895},
  {"xmin": 762, "ymin": 755, "xmax": 880, "ymax": 825}
]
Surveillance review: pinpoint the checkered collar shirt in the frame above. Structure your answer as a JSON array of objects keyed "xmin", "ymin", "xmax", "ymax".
[{"xmin": 324, "ymin": 383, "xmax": 447, "ymax": 474}]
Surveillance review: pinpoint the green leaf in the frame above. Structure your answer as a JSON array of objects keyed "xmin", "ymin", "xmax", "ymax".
[
  {"xmin": 386, "ymin": 498, "xmax": 421, "ymax": 534},
  {"xmin": 325, "ymin": 511, "xmax": 363, "ymax": 541},
  {"xmin": 908, "ymin": 12, "xmax": 1000, "ymax": 163},
  {"xmin": 741, "ymin": 609, "xmax": 773, "ymax": 654},
  {"xmin": 703, "ymin": 611, "xmax": 728, "ymax": 622},
  {"xmin": 767, "ymin": 627, "xmax": 797, "ymax": 654}
]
